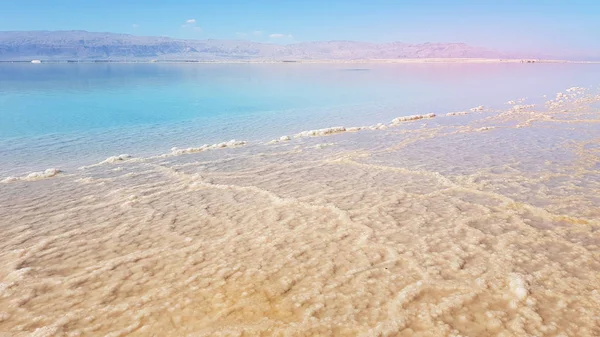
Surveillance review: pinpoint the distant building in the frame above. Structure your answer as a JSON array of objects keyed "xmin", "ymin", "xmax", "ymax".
[{"xmin": 31, "ymin": 60, "xmax": 42, "ymax": 64}]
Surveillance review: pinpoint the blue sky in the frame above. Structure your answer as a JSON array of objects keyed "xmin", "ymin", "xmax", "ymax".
[{"xmin": 1, "ymin": 0, "xmax": 599, "ymax": 54}]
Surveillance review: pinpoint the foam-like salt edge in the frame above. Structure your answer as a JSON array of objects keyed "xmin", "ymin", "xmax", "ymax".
[
  {"xmin": 1, "ymin": 168, "xmax": 61, "ymax": 183},
  {"xmin": 390, "ymin": 113, "xmax": 436, "ymax": 124},
  {"xmin": 170, "ymin": 139, "xmax": 247, "ymax": 155},
  {"xmin": 79, "ymin": 154, "xmax": 133, "ymax": 170},
  {"xmin": 78, "ymin": 140, "xmax": 248, "ymax": 171},
  {"xmin": 268, "ymin": 114, "xmax": 435, "ymax": 145},
  {"xmin": 268, "ymin": 123, "xmax": 388, "ymax": 144}
]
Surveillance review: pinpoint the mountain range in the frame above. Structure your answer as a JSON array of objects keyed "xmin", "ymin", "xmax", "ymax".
[{"xmin": 0, "ymin": 30, "xmax": 529, "ymax": 61}]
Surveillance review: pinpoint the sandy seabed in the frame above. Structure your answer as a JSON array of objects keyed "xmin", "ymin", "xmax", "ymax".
[{"xmin": 1, "ymin": 88, "xmax": 600, "ymax": 337}]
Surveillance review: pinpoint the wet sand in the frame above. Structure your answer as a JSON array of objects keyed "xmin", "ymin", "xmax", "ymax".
[{"xmin": 1, "ymin": 87, "xmax": 600, "ymax": 336}]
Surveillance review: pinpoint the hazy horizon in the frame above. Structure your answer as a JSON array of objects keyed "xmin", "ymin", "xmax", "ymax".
[{"xmin": 1, "ymin": 0, "xmax": 599, "ymax": 58}]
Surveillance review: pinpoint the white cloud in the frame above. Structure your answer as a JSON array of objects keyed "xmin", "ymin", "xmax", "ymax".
[
  {"xmin": 132, "ymin": 24, "xmax": 139, "ymax": 29},
  {"xmin": 269, "ymin": 33, "xmax": 293, "ymax": 39},
  {"xmin": 252, "ymin": 30, "xmax": 263, "ymax": 36},
  {"xmin": 181, "ymin": 19, "xmax": 201, "ymax": 32}
]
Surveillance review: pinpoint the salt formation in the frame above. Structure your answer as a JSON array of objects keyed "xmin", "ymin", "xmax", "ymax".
[
  {"xmin": 508, "ymin": 273, "xmax": 529, "ymax": 301},
  {"xmin": 390, "ymin": 113, "xmax": 436, "ymax": 124},
  {"xmin": 368, "ymin": 123, "xmax": 388, "ymax": 130},
  {"xmin": 266, "ymin": 135, "xmax": 292, "ymax": 145},
  {"xmin": 100, "ymin": 154, "xmax": 132, "ymax": 164},
  {"xmin": 1, "ymin": 168, "xmax": 61, "ymax": 183},
  {"xmin": 546, "ymin": 87, "xmax": 590, "ymax": 110},
  {"xmin": 171, "ymin": 140, "xmax": 247, "ymax": 155},
  {"xmin": 511, "ymin": 104, "xmax": 536, "ymax": 112},
  {"xmin": 475, "ymin": 126, "xmax": 495, "ymax": 132},
  {"xmin": 269, "ymin": 122, "xmax": 393, "ymax": 145},
  {"xmin": 566, "ymin": 86, "xmax": 586, "ymax": 93},
  {"xmin": 446, "ymin": 111, "xmax": 469, "ymax": 116},
  {"xmin": 294, "ymin": 126, "xmax": 347, "ymax": 138},
  {"xmin": 0, "ymin": 176, "xmax": 19, "ymax": 183},
  {"xmin": 506, "ymin": 98, "xmax": 527, "ymax": 105}
]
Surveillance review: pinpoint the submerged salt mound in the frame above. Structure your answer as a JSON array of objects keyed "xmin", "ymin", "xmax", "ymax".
[
  {"xmin": 312, "ymin": 143, "xmax": 335, "ymax": 149},
  {"xmin": 1, "ymin": 168, "xmax": 61, "ymax": 183},
  {"xmin": 171, "ymin": 139, "xmax": 247, "ymax": 155},
  {"xmin": 294, "ymin": 127, "xmax": 347, "ymax": 138},
  {"xmin": 390, "ymin": 113, "xmax": 436, "ymax": 124}
]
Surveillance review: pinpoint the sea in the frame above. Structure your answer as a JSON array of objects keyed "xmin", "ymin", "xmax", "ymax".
[{"xmin": 1, "ymin": 62, "xmax": 598, "ymax": 176}]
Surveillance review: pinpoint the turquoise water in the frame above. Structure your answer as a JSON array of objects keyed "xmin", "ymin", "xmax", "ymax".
[{"xmin": 1, "ymin": 63, "xmax": 599, "ymax": 176}]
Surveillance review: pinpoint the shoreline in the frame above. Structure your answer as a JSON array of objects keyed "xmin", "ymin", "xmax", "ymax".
[{"xmin": 1, "ymin": 58, "xmax": 600, "ymax": 64}]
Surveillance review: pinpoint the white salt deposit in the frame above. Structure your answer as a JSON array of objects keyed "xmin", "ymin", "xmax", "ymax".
[
  {"xmin": 171, "ymin": 140, "xmax": 247, "ymax": 155},
  {"xmin": 509, "ymin": 273, "xmax": 529, "ymax": 301},
  {"xmin": 1, "ymin": 176, "xmax": 19, "ymax": 183},
  {"xmin": 368, "ymin": 123, "xmax": 388, "ymax": 130},
  {"xmin": 294, "ymin": 126, "xmax": 347, "ymax": 138},
  {"xmin": 511, "ymin": 104, "xmax": 536, "ymax": 112},
  {"xmin": 475, "ymin": 126, "xmax": 495, "ymax": 132},
  {"xmin": 2, "ymin": 168, "xmax": 61, "ymax": 183},
  {"xmin": 390, "ymin": 113, "xmax": 436, "ymax": 124},
  {"xmin": 267, "ymin": 135, "xmax": 292, "ymax": 145},
  {"xmin": 171, "ymin": 145, "xmax": 210, "ymax": 155},
  {"xmin": 101, "ymin": 154, "xmax": 132, "ymax": 164},
  {"xmin": 446, "ymin": 111, "xmax": 469, "ymax": 116}
]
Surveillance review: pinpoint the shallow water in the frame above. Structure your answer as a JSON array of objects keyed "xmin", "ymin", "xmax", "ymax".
[{"xmin": 1, "ymin": 65, "xmax": 600, "ymax": 336}]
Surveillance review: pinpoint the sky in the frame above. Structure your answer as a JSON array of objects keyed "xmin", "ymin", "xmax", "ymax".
[{"xmin": 0, "ymin": 0, "xmax": 599, "ymax": 55}]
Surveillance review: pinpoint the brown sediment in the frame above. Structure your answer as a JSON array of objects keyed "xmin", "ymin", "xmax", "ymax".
[{"xmin": 1, "ymin": 87, "xmax": 600, "ymax": 336}]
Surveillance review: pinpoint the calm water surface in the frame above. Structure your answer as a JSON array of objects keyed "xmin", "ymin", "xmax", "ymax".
[{"xmin": 1, "ymin": 63, "xmax": 599, "ymax": 176}]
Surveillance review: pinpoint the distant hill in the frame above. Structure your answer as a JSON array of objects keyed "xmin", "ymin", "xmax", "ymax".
[{"xmin": 0, "ymin": 30, "xmax": 523, "ymax": 61}]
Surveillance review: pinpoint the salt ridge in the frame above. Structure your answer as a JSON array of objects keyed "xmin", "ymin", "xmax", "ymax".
[
  {"xmin": 1, "ymin": 168, "xmax": 61, "ymax": 183},
  {"xmin": 170, "ymin": 139, "xmax": 247, "ymax": 155}
]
